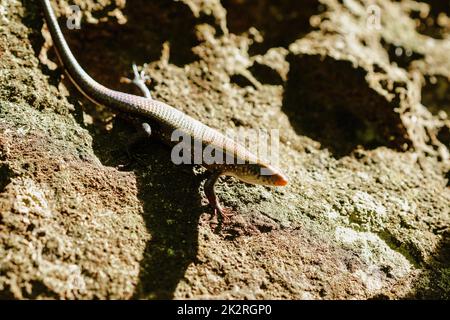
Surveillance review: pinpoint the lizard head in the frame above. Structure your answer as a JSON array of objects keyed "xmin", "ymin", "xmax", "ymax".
[{"xmin": 228, "ymin": 163, "xmax": 288, "ymax": 187}]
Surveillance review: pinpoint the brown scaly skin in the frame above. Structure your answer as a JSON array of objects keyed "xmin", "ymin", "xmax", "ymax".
[{"xmin": 39, "ymin": 0, "xmax": 288, "ymax": 220}]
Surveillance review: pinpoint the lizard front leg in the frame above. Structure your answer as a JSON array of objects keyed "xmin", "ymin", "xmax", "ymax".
[
  {"xmin": 204, "ymin": 171, "xmax": 232, "ymax": 221},
  {"xmin": 122, "ymin": 63, "xmax": 152, "ymax": 136},
  {"xmin": 130, "ymin": 63, "xmax": 152, "ymax": 99}
]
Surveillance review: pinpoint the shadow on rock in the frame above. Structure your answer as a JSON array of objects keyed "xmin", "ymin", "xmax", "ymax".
[
  {"xmin": 95, "ymin": 119, "xmax": 205, "ymax": 299},
  {"xmin": 223, "ymin": 0, "xmax": 322, "ymax": 55},
  {"xmin": 37, "ymin": 0, "xmax": 201, "ymax": 95},
  {"xmin": 282, "ymin": 54, "xmax": 411, "ymax": 158},
  {"xmin": 407, "ymin": 230, "xmax": 450, "ymax": 299},
  {"xmin": 132, "ymin": 143, "xmax": 204, "ymax": 299}
]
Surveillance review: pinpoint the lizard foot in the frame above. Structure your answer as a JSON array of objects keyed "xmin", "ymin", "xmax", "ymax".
[
  {"xmin": 121, "ymin": 63, "xmax": 152, "ymax": 99},
  {"xmin": 204, "ymin": 170, "xmax": 236, "ymax": 226},
  {"xmin": 209, "ymin": 205, "xmax": 234, "ymax": 232},
  {"xmin": 213, "ymin": 204, "xmax": 234, "ymax": 223}
]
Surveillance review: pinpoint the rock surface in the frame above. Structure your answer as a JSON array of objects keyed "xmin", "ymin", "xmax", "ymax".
[{"xmin": 0, "ymin": 0, "xmax": 449, "ymax": 299}]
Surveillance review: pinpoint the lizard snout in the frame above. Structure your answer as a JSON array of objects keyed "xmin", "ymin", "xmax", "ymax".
[{"xmin": 274, "ymin": 173, "xmax": 288, "ymax": 186}]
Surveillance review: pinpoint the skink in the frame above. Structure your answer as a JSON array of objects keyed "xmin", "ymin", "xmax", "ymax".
[{"xmin": 39, "ymin": 0, "xmax": 288, "ymax": 219}]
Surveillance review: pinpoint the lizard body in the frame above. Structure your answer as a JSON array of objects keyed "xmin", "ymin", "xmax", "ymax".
[{"xmin": 39, "ymin": 0, "xmax": 288, "ymax": 218}]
